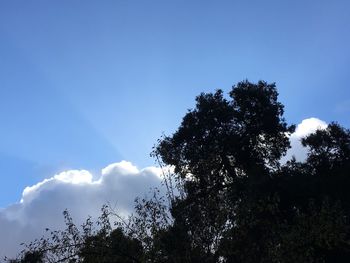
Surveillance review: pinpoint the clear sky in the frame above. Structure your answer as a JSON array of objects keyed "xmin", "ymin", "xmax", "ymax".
[{"xmin": 0, "ymin": 0, "xmax": 350, "ymax": 208}]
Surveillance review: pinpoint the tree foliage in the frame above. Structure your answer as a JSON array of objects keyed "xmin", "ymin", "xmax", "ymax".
[{"xmin": 6, "ymin": 80, "xmax": 350, "ymax": 263}]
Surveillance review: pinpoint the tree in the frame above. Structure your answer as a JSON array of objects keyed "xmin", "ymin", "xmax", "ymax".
[
  {"xmin": 153, "ymin": 81, "xmax": 294, "ymax": 261},
  {"xmin": 8, "ymin": 80, "xmax": 350, "ymax": 262},
  {"xmin": 79, "ymin": 228, "xmax": 144, "ymax": 263},
  {"xmin": 6, "ymin": 251, "xmax": 44, "ymax": 263},
  {"xmin": 154, "ymin": 80, "xmax": 350, "ymax": 262},
  {"xmin": 7, "ymin": 206, "xmax": 146, "ymax": 263}
]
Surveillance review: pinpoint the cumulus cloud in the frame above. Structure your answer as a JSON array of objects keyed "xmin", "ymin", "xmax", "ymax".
[
  {"xmin": 0, "ymin": 118, "xmax": 329, "ymax": 259},
  {"xmin": 0, "ymin": 161, "xmax": 163, "ymax": 259},
  {"xmin": 281, "ymin": 117, "xmax": 328, "ymax": 163}
]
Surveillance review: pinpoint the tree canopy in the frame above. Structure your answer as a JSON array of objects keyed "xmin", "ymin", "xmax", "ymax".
[{"xmin": 7, "ymin": 80, "xmax": 350, "ymax": 263}]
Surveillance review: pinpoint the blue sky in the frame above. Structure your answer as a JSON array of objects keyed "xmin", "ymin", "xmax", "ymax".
[{"xmin": 0, "ymin": 0, "xmax": 350, "ymax": 207}]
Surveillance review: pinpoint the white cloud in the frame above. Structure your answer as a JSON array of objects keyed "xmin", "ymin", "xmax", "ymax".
[
  {"xmin": 0, "ymin": 161, "xmax": 163, "ymax": 259},
  {"xmin": 282, "ymin": 117, "xmax": 328, "ymax": 163},
  {"xmin": 292, "ymin": 118, "xmax": 327, "ymax": 138}
]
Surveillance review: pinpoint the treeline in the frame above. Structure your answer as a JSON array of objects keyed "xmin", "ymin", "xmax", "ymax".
[{"xmin": 7, "ymin": 81, "xmax": 350, "ymax": 263}]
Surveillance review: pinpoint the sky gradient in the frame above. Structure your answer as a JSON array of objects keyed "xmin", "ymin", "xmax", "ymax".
[{"xmin": 1, "ymin": 0, "xmax": 350, "ymax": 208}]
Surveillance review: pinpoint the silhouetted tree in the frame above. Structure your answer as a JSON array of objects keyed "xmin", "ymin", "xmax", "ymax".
[
  {"xmin": 7, "ymin": 80, "xmax": 350, "ymax": 263},
  {"xmin": 154, "ymin": 80, "xmax": 350, "ymax": 262}
]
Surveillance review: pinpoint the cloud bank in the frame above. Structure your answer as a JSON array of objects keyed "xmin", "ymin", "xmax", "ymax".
[
  {"xmin": 0, "ymin": 118, "xmax": 328, "ymax": 259},
  {"xmin": 0, "ymin": 161, "xmax": 163, "ymax": 259}
]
